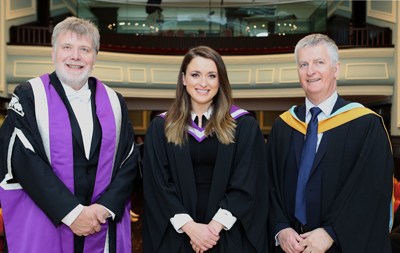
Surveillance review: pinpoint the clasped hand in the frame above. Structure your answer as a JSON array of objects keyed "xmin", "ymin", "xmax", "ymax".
[
  {"xmin": 182, "ymin": 220, "xmax": 223, "ymax": 253},
  {"xmin": 69, "ymin": 203, "xmax": 110, "ymax": 236},
  {"xmin": 278, "ymin": 227, "xmax": 333, "ymax": 253}
]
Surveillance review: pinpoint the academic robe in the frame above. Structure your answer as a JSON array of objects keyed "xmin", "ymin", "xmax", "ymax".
[
  {"xmin": 142, "ymin": 110, "xmax": 269, "ymax": 253},
  {"xmin": 0, "ymin": 72, "xmax": 138, "ymax": 253},
  {"xmin": 267, "ymin": 96, "xmax": 394, "ymax": 252}
]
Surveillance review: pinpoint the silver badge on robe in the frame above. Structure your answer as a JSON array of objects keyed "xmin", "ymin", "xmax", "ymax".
[{"xmin": 8, "ymin": 94, "xmax": 24, "ymax": 117}]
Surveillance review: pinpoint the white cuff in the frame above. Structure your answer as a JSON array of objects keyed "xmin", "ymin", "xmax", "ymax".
[
  {"xmin": 99, "ymin": 205, "xmax": 116, "ymax": 220},
  {"xmin": 62, "ymin": 204, "xmax": 84, "ymax": 226},
  {"xmin": 212, "ymin": 208, "xmax": 237, "ymax": 230},
  {"xmin": 170, "ymin": 213, "xmax": 193, "ymax": 233},
  {"xmin": 275, "ymin": 230, "xmax": 283, "ymax": 246}
]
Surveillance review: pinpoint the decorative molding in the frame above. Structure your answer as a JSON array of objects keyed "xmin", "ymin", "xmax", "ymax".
[
  {"xmin": 50, "ymin": 0, "xmax": 67, "ymax": 10},
  {"xmin": 128, "ymin": 68, "xmax": 146, "ymax": 83},
  {"xmin": 98, "ymin": 51, "xmax": 184, "ymax": 64},
  {"xmin": 7, "ymin": 84, "xmax": 392, "ymax": 99},
  {"xmin": 232, "ymin": 88, "xmax": 304, "ymax": 98},
  {"xmin": 7, "ymin": 45, "xmax": 395, "ymax": 64},
  {"xmin": 92, "ymin": 65, "xmax": 124, "ymax": 82},
  {"xmin": 367, "ymin": 0, "xmax": 396, "ymax": 23},
  {"xmin": 111, "ymin": 88, "xmax": 176, "ymax": 98},
  {"xmin": 151, "ymin": 69, "xmax": 179, "ymax": 84},
  {"xmin": 279, "ymin": 67, "xmax": 298, "ymax": 83},
  {"xmin": 228, "ymin": 69, "xmax": 251, "ymax": 84},
  {"xmin": 7, "ymin": 45, "xmax": 52, "ymax": 56},
  {"xmin": 232, "ymin": 86, "xmax": 393, "ymax": 99},
  {"xmin": 223, "ymin": 54, "xmax": 296, "ymax": 65},
  {"xmin": 345, "ymin": 63, "xmax": 389, "ymax": 80},
  {"xmin": 6, "ymin": 0, "xmax": 36, "ymax": 20},
  {"xmin": 256, "ymin": 68, "xmax": 275, "ymax": 84},
  {"xmin": 339, "ymin": 48, "xmax": 394, "ymax": 59},
  {"xmin": 337, "ymin": 85, "xmax": 392, "ymax": 96},
  {"xmin": 13, "ymin": 61, "xmax": 54, "ymax": 78}
]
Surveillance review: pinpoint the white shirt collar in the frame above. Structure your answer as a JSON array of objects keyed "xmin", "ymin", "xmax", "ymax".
[
  {"xmin": 190, "ymin": 106, "xmax": 213, "ymax": 121},
  {"xmin": 305, "ymin": 91, "xmax": 338, "ymax": 118},
  {"xmin": 61, "ymin": 81, "xmax": 90, "ymax": 101}
]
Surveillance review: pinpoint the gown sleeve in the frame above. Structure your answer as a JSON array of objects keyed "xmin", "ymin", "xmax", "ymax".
[
  {"xmin": 142, "ymin": 117, "xmax": 190, "ymax": 250},
  {"xmin": 321, "ymin": 114, "xmax": 393, "ymax": 252},
  {"xmin": 0, "ymin": 83, "xmax": 80, "ymax": 226},
  {"xmin": 218, "ymin": 115, "xmax": 270, "ymax": 252},
  {"xmin": 266, "ymin": 119, "xmax": 292, "ymax": 236}
]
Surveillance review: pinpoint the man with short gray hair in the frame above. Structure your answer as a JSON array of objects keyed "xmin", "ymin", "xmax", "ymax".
[
  {"xmin": 267, "ymin": 33, "xmax": 393, "ymax": 253},
  {"xmin": 0, "ymin": 17, "xmax": 138, "ymax": 252}
]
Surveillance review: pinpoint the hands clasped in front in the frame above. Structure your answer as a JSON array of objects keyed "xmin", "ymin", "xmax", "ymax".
[
  {"xmin": 69, "ymin": 204, "xmax": 111, "ymax": 237},
  {"xmin": 278, "ymin": 227, "xmax": 333, "ymax": 253},
  {"xmin": 182, "ymin": 220, "xmax": 224, "ymax": 253}
]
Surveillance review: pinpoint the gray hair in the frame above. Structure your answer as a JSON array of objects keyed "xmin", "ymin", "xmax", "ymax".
[
  {"xmin": 295, "ymin": 34, "xmax": 338, "ymax": 66},
  {"xmin": 52, "ymin": 17, "xmax": 100, "ymax": 54}
]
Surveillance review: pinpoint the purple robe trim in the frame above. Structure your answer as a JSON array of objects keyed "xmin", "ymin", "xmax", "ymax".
[
  {"xmin": 0, "ymin": 74, "xmax": 130, "ymax": 252},
  {"xmin": 158, "ymin": 105, "xmax": 250, "ymax": 142}
]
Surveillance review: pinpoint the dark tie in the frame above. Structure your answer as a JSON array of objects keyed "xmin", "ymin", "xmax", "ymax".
[
  {"xmin": 194, "ymin": 115, "xmax": 208, "ymax": 128},
  {"xmin": 295, "ymin": 106, "xmax": 322, "ymax": 225}
]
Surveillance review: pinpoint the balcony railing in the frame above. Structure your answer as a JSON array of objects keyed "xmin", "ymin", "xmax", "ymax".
[
  {"xmin": 10, "ymin": 26, "xmax": 51, "ymax": 46},
  {"xmin": 350, "ymin": 26, "xmax": 392, "ymax": 47},
  {"xmin": 8, "ymin": 23, "xmax": 393, "ymax": 55}
]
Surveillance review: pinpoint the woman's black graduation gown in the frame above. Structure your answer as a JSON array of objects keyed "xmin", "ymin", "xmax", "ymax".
[{"xmin": 142, "ymin": 114, "xmax": 269, "ymax": 252}]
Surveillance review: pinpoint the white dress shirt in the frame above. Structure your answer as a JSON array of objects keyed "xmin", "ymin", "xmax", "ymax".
[
  {"xmin": 304, "ymin": 91, "xmax": 338, "ymax": 151},
  {"xmin": 170, "ymin": 107, "xmax": 237, "ymax": 233}
]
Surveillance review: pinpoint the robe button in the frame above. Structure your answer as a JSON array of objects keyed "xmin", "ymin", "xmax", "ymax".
[{"xmin": 86, "ymin": 169, "xmax": 91, "ymax": 175}]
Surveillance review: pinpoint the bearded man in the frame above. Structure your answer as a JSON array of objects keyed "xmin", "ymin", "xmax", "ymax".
[{"xmin": 0, "ymin": 17, "xmax": 138, "ymax": 253}]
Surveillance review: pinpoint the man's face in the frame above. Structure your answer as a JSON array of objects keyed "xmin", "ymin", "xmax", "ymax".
[
  {"xmin": 297, "ymin": 44, "xmax": 340, "ymax": 105},
  {"xmin": 52, "ymin": 31, "xmax": 96, "ymax": 90}
]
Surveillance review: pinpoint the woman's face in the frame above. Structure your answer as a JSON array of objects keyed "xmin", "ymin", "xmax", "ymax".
[{"xmin": 183, "ymin": 56, "xmax": 219, "ymax": 114}]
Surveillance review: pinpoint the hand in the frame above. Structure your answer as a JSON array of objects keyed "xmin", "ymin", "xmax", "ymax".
[
  {"xmin": 88, "ymin": 203, "xmax": 111, "ymax": 224},
  {"xmin": 277, "ymin": 227, "xmax": 305, "ymax": 253},
  {"xmin": 69, "ymin": 206, "xmax": 101, "ymax": 236},
  {"xmin": 189, "ymin": 220, "xmax": 224, "ymax": 252},
  {"xmin": 190, "ymin": 240, "xmax": 205, "ymax": 253},
  {"xmin": 130, "ymin": 210, "xmax": 139, "ymax": 222},
  {"xmin": 299, "ymin": 228, "xmax": 334, "ymax": 253},
  {"xmin": 181, "ymin": 221, "xmax": 219, "ymax": 252},
  {"xmin": 208, "ymin": 220, "xmax": 224, "ymax": 234}
]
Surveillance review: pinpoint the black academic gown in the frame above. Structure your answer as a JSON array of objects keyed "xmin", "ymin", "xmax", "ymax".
[
  {"xmin": 267, "ymin": 96, "xmax": 393, "ymax": 253},
  {"xmin": 142, "ymin": 114, "xmax": 269, "ymax": 253},
  {"xmin": 0, "ymin": 72, "xmax": 138, "ymax": 253}
]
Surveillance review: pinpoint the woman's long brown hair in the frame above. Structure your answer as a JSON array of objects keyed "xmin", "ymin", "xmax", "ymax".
[{"xmin": 164, "ymin": 46, "xmax": 236, "ymax": 146}]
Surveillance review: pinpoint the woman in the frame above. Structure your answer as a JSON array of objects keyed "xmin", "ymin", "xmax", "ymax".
[{"xmin": 143, "ymin": 46, "xmax": 269, "ymax": 252}]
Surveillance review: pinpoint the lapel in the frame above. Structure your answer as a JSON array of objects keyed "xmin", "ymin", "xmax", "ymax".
[
  {"xmin": 205, "ymin": 141, "xmax": 235, "ymax": 222},
  {"xmin": 294, "ymin": 104, "xmax": 306, "ymax": 169},
  {"xmin": 309, "ymin": 95, "xmax": 348, "ymax": 177},
  {"xmin": 88, "ymin": 79, "xmax": 101, "ymax": 159},
  {"xmin": 49, "ymin": 72, "xmax": 85, "ymax": 153}
]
